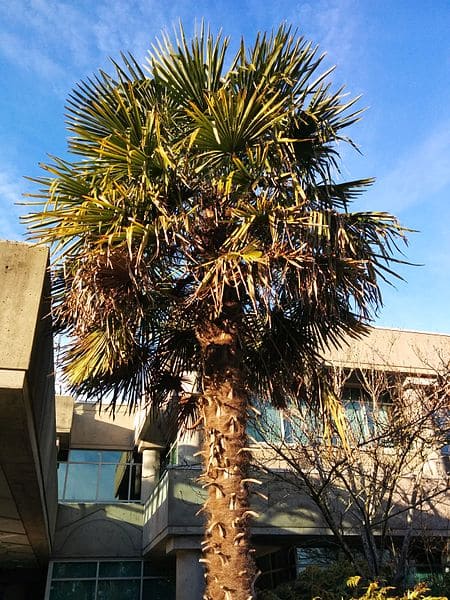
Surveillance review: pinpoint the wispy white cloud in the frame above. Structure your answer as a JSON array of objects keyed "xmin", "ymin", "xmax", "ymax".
[
  {"xmin": 0, "ymin": 31, "xmax": 65, "ymax": 81},
  {"xmin": 0, "ymin": 167, "xmax": 25, "ymax": 241},
  {"xmin": 370, "ymin": 121, "xmax": 450, "ymax": 214},
  {"xmin": 0, "ymin": 0, "xmax": 363, "ymax": 87},
  {"xmin": 0, "ymin": 0, "xmax": 201, "ymax": 87},
  {"xmin": 296, "ymin": 0, "xmax": 361, "ymax": 69}
]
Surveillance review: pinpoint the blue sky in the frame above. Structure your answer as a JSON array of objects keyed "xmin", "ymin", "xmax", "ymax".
[{"xmin": 1, "ymin": 0, "xmax": 449, "ymax": 333}]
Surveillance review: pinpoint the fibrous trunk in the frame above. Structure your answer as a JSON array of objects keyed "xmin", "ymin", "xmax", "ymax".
[{"xmin": 198, "ymin": 337, "xmax": 256, "ymax": 600}]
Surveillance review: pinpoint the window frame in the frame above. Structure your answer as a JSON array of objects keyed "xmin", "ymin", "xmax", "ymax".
[
  {"xmin": 57, "ymin": 449, "xmax": 142, "ymax": 503},
  {"xmin": 45, "ymin": 559, "xmax": 175, "ymax": 600},
  {"xmin": 247, "ymin": 388, "xmax": 393, "ymax": 448}
]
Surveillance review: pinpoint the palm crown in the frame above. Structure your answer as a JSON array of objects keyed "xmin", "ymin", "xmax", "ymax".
[{"xmin": 26, "ymin": 25, "xmax": 405, "ymax": 413}]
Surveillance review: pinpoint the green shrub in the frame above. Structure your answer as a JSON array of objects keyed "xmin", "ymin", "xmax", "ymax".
[
  {"xmin": 419, "ymin": 572, "xmax": 450, "ymax": 598},
  {"xmin": 258, "ymin": 572, "xmax": 449, "ymax": 600},
  {"xmin": 347, "ymin": 579, "xmax": 447, "ymax": 600},
  {"xmin": 258, "ymin": 559, "xmax": 360, "ymax": 600}
]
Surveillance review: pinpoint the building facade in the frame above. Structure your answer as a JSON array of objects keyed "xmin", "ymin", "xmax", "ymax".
[{"xmin": 0, "ymin": 241, "xmax": 449, "ymax": 599}]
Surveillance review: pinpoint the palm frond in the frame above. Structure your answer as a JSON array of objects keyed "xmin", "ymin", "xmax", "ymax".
[{"xmin": 23, "ymin": 23, "xmax": 408, "ymax": 422}]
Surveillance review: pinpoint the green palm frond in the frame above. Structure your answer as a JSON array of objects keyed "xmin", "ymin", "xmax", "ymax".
[
  {"xmin": 151, "ymin": 22, "xmax": 229, "ymax": 109},
  {"xmin": 23, "ymin": 23, "xmax": 408, "ymax": 417}
]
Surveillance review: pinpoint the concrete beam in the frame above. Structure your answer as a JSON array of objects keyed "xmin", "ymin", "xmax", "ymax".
[
  {"xmin": 0, "ymin": 241, "xmax": 57, "ymax": 568},
  {"xmin": 0, "ymin": 373, "xmax": 53, "ymax": 565},
  {"xmin": 0, "ymin": 241, "xmax": 49, "ymax": 372}
]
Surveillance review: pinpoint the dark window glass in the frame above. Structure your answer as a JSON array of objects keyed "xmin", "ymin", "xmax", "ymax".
[
  {"xmin": 97, "ymin": 579, "xmax": 140, "ymax": 600},
  {"xmin": 296, "ymin": 547, "xmax": 336, "ymax": 573},
  {"xmin": 99, "ymin": 561, "xmax": 141, "ymax": 578},
  {"xmin": 143, "ymin": 562, "xmax": 175, "ymax": 577},
  {"xmin": 142, "ymin": 578, "xmax": 175, "ymax": 600},
  {"xmin": 49, "ymin": 580, "xmax": 96, "ymax": 600},
  {"xmin": 57, "ymin": 448, "xmax": 69, "ymax": 462},
  {"xmin": 114, "ymin": 462, "xmax": 132, "ymax": 501},
  {"xmin": 52, "ymin": 562, "xmax": 97, "ymax": 579},
  {"xmin": 130, "ymin": 464, "xmax": 142, "ymax": 500}
]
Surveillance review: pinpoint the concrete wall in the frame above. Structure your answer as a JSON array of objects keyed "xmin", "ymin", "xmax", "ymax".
[
  {"xmin": 324, "ymin": 327, "xmax": 450, "ymax": 374},
  {"xmin": 142, "ymin": 465, "xmax": 450, "ymax": 555},
  {"xmin": 53, "ymin": 400, "xmax": 143, "ymax": 561},
  {"xmin": 0, "ymin": 241, "xmax": 57, "ymax": 598},
  {"xmin": 0, "ymin": 241, "xmax": 50, "ymax": 372},
  {"xmin": 52, "ymin": 503, "xmax": 143, "ymax": 559},
  {"xmin": 69, "ymin": 402, "xmax": 136, "ymax": 450}
]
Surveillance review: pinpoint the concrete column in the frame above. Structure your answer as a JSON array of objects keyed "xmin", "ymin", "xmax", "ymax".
[
  {"xmin": 139, "ymin": 444, "xmax": 161, "ymax": 502},
  {"xmin": 176, "ymin": 549, "xmax": 204, "ymax": 600}
]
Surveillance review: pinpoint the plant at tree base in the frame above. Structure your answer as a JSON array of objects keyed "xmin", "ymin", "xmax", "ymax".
[
  {"xmin": 25, "ymin": 25, "xmax": 406, "ymax": 600},
  {"xmin": 259, "ymin": 575, "xmax": 448, "ymax": 600}
]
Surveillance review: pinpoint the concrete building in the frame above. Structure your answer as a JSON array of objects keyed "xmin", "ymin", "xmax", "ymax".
[
  {"xmin": 0, "ymin": 240, "xmax": 449, "ymax": 599},
  {"xmin": 0, "ymin": 241, "xmax": 57, "ymax": 599}
]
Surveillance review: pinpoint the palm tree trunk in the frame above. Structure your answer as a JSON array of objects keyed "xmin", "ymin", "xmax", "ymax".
[{"xmin": 197, "ymin": 329, "xmax": 257, "ymax": 600}]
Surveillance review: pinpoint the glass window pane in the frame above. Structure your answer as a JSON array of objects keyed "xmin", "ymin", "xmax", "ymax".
[
  {"xmin": 114, "ymin": 463, "xmax": 131, "ymax": 501},
  {"xmin": 142, "ymin": 578, "xmax": 175, "ymax": 600},
  {"xmin": 49, "ymin": 580, "xmax": 95, "ymax": 600},
  {"xmin": 342, "ymin": 388, "xmax": 361, "ymax": 403},
  {"xmin": 64, "ymin": 463, "xmax": 98, "ymax": 501},
  {"xmin": 97, "ymin": 579, "xmax": 140, "ymax": 600},
  {"xmin": 248, "ymin": 402, "xmax": 281, "ymax": 443},
  {"xmin": 345, "ymin": 401, "xmax": 366, "ymax": 441},
  {"xmin": 57, "ymin": 463, "xmax": 67, "ymax": 499},
  {"xmin": 99, "ymin": 561, "xmax": 141, "ymax": 578},
  {"xmin": 283, "ymin": 403, "xmax": 318, "ymax": 445},
  {"xmin": 296, "ymin": 547, "xmax": 336, "ymax": 573},
  {"xmin": 130, "ymin": 464, "xmax": 142, "ymax": 501},
  {"xmin": 52, "ymin": 562, "xmax": 97, "ymax": 579},
  {"xmin": 69, "ymin": 450, "xmax": 101, "ymax": 462},
  {"xmin": 97, "ymin": 464, "xmax": 118, "ymax": 501},
  {"xmin": 100, "ymin": 450, "xmax": 123, "ymax": 463},
  {"xmin": 143, "ymin": 561, "xmax": 175, "ymax": 577}
]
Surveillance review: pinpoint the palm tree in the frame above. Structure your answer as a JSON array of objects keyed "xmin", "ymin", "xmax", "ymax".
[{"xmin": 25, "ymin": 25, "xmax": 406, "ymax": 600}]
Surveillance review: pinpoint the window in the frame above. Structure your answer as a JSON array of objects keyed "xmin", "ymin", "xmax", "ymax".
[
  {"xmin": 248, "ymin": 402, "xmax": 283, "ymax": 444},
  {"xmin": 159, "ymin": 441, "xmax": 179, "ymax": 474},
  {"xmin": 247, "ymin": 400, "xmax": 321, "ymax": 446},
  {"xmin": 247, "ymin": 389, "xmax": 392, "ymax": 447},
  {"xmin": 296, "ymin": 547, "xmax": 336, "ymax": 573},
  {"xmin": 435, "ymin": 408, "xmax": 450, "ymax": 471},
  {"xmin": 342, "ymin": 387, "xmax": 391, "ymax": 445},
  {"xmin": 47, "ymin": 561, "xmax": 175, "ymax": 600},
  {"xmin": 57, "ymin": 450, "xmax": 142, "ymax": 502}
]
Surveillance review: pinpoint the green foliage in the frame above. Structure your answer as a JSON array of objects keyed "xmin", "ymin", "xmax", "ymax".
[
  {"xmin": 416, "ymin": 572, "xmax": 450, "ymax": 598},
  {"xmin": 350, "ymin": 580, "xmax": 447, "ymax": 600},
  {"xmin": 258, "ymin": 572, "xmax": 448, "ymax": 600},
  {"xmin": 24, "ymin": 24, "xmax": 407, "ymax": 416},
  {"xmin": 258, "ymin": 559, "xmax": 360, "ymax": 600}
]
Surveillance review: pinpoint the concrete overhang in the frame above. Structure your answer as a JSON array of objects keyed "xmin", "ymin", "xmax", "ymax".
[
  {"xmin": 0, "ymin": 371, "xmax": 53, "ymax": 567},
  {"xmin": 323, "ymin": 326, "xmax": 450, "ymax": 375},
  {"xmin": 0, "ymin": 241, "xmax": 57, "ymax": 568}
]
